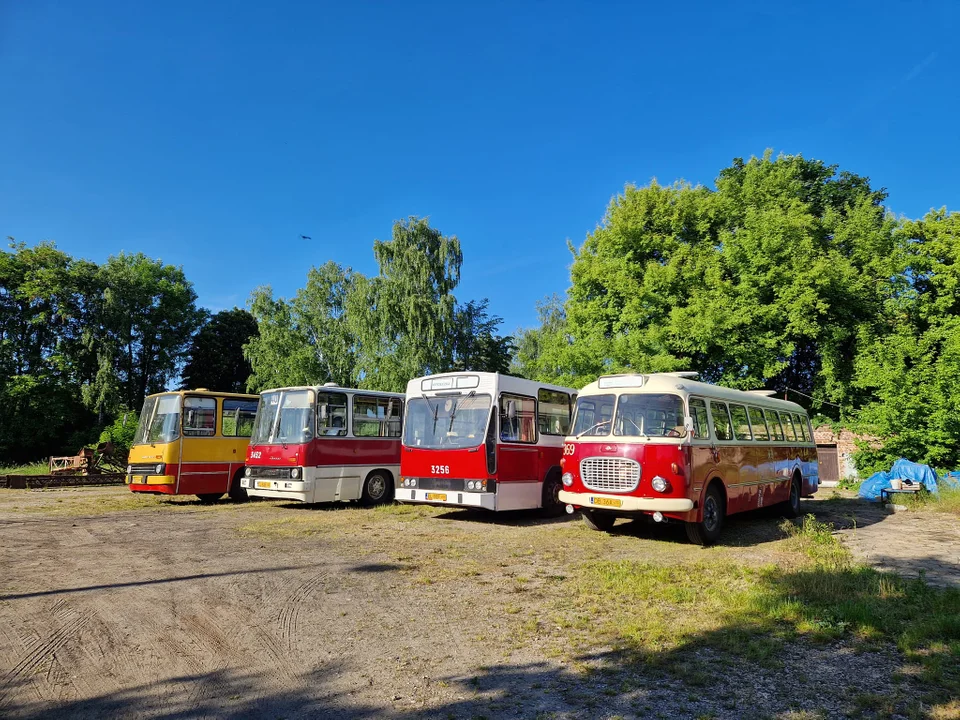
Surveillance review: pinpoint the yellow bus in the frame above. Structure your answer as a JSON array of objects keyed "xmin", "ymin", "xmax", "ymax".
[{"xmin": 126, "ymin": 389, "xmax": 259, "ymax": 502}]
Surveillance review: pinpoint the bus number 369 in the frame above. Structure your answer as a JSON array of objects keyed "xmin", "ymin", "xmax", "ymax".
[{"xmin": 431, "ymin": 465, "xmax": 450, "ymax": 475}]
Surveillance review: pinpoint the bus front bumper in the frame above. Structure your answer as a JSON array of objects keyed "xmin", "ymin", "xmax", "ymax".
[
  {"xmin": 241, "ymin": 476, "xmax": 309, "ymax": 502},
  {"xmin": 395, "ymin": 487, "xmax": 496, "ymax": 510},
  {"xmin": 558, "ymin": 490, "xmax": 694, "ymax": 513},
  {"xmin": 128, "ymin": 475, "xmax": 176, "ymax": 493}
]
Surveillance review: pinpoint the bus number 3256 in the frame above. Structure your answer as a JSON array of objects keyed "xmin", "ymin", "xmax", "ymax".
[{"xmin": 430, "ymin": 465, "xmax": 450, "ymax": 475}]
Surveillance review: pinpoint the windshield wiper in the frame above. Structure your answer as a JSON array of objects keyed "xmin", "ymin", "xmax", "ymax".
[
  {"xmin": 448, "ymin": 391, "xmax": 475, "ymax": 431},
  {"xmin": 576, "ymin": 420, "xmax": 611, "ymax": 439}
]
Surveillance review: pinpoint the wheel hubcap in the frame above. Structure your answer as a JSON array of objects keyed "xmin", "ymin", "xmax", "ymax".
[
  {"xmin": 369, "ymin": 476, "xmax": 385, "ymax": 499},
  {"xmin": 704, "ymin": 498, "xmax": 718, "ymax": 530}
]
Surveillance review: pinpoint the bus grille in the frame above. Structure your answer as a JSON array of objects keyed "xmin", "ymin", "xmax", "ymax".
[
  {"xmin": 247, "ymin": 466, "xmax": 293, "ymax": 479},
  {"xmin": 580, "ymin": 457, "xmax": 640, "ymax": 493}
]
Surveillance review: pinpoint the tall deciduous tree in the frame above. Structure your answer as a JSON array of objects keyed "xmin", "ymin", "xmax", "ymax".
[
  {"xmin": 349, "ymin": 217, "xmax": 462, "ymax": 391},
  {"xmin": 181, "ymin": 308, "xmax": 259, "ymax": 392},
  {"xmin": 450, "ymin": 299, "xmax": 514, "ymax": 374}
]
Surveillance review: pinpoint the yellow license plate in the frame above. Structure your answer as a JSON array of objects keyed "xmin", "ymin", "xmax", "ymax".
[
  {"xmin": 591, "ymin": 497, "xmax": 622, "ymax": 508},
  {"xmin": 256, "ymin": 481, "xmax": 272, "ymax": 489},
  {"xmin": 132, "ymin": 476, "xmax": 143, "ymax": 482},
  {"xmin": 425, "ymin": 493, "xmax": 447, "ymax": 502}
]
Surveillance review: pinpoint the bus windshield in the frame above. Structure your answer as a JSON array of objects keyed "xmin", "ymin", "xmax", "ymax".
[
  {"xmin": 571, "ymin": 394, "xmax": 615, "ymax": 437},
  {"xmin": 133, "ymin": 394, "xmax": 181, "ymax": 445},
  {"xmin": 251, "ymin": 389, "xmax": 316, "ymax": 445},
  {"xmin": 614, "ymin": 393, "xmax": 687, "ymax": 437},
  {"xmin": 404, "ymin": 394, "xmax": 491, "ymax": 449}
]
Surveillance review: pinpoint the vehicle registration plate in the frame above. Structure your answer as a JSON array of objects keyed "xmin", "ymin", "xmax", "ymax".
[
  {"xmin": 132, "ymin": 476, "xmax": 143, "ymax": 482},
  {"xmin": 590, "ymin": 497, "xmax": 622, "ymax": 508},
  {"xmin": 425, "ymin": 493, "xmax": 447, "ymax": 502},
  {"xmin": 256, "ymin": 481, "xmax": 272, "ymax": 489}
]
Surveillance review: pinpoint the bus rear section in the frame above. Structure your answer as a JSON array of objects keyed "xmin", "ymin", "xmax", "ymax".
[
  {"xmin": 395, "ymin": 372, "xmax": 577, "ymax": 513},
  {"xmin": 126, "ymin": 391, "xmax": 258, "ymax": 502},
  {"xmin": 241, "ymin": 385, "xmax": 403, "ymax": 505}
]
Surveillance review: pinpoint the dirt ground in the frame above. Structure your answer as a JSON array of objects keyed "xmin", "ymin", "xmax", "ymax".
[{"xmin": 0, "ymin": 487, "xmax": 955, "ymax": 719}]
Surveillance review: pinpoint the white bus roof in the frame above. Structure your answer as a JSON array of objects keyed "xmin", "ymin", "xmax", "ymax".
[
  {"xmin": 258, "ymin": 385, "xmax": 405, "ymax": 398},
  {"xmin": 578, "ymin": 373, "xmax": 808, "ymax": 415},
  {"xmin": 406, "ymin": 372, "xmax": 577, "ymax": 398}
]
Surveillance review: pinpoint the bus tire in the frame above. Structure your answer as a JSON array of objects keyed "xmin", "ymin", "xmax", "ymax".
[
  {"xmin": 781, "ymin": 474, "xmax": 801, "ymax": 518},
  {"xmin": 197, "ymin": 493, "xmax": 223, "ymax": 504},
  {"xmin": 686, "ymin": 484, "xmax": 724, "ymax": 546},
  {"xmin": 361, "ymin": 470, "xmax": 392, "ymax": 506},
  {"xmin": 581, "ymin": 509, "xmax": 616, "ymax": 532},
  {"xmin": 228, "ymin": 470, "xmax": 249, "ymax": 502},
  {"xmin": 540, "ymin": 471, "xmax": 564, "ymax": 517}
]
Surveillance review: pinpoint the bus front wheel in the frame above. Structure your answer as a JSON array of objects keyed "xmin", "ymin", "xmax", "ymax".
[
  {"xmin": 686, "ymin": 485, "xmax": 724, "ymax": 546},
  {"xmin": 581, "ymin": 509, "xmax": 616, "ymax": 532},
  {"xmin": 229, "ymin": 470, "xmax": 249, "ymax": 502},
  {"xmin": 540, "ymin": 473, "xmax": 564, "ymax": 517},
  {"xmin": 361, "ymin": 471, "xmax": 392, "ymax": 506}
]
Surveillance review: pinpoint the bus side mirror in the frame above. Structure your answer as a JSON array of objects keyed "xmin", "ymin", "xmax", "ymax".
[
  {"xmin": 319, "ymin": 405, "xmax": 328, "ymax": 421},
  {"xmin": 507, "ymin": 400, "xmax": 517, "ymax": 419},
  {"xmin": 684, "ymin": 416, "xmax": 694, "ymax": 434}
]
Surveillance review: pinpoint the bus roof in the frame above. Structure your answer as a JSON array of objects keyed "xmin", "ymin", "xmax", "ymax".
[
  {"xmin": 577, "ymin": 374, "xmax": 808, "ymax": 414},
  {"xmin": 406, "ymin": 371, "xmax": 577, "ymax": 397},
  {"xmin": 257, "ymin": 385, "xmax": 405, "ymax": 398},
  {"xmin": 146, "ymin": 389, "xmax": 258, "ymax": 400}
]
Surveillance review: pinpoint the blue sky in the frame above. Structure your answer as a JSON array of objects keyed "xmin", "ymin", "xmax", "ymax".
[{"xmin": 1, "ymin": 1, "xmax": 957, "ymax": 334}]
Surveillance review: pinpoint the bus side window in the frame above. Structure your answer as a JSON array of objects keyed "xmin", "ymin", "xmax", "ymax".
[
  {"xmin": 500, "ymin": 394, "xmax": 537, "ymax": 443},
  {"xmin": 222, "ymin": 399, "xmax": 258, "ymax": 437},
  {"xmin": 748, "ymin": 407, "xmax": 769, "ymax": 441},
  {"xmin": 538, "ymin": 389, "xmax": 571, "ymax": 436},
  {"xmin": 729, "ymin": 404, "xmax": 752, "ymax": 441},
  {"xmin": 689, "ymin": 398, "xmax": 710, "ymax": 440},
  {"xmin": 709, "ymin": 401, "xmax": 733, "ymax": 441},
  {"xmin": 765, "ymin": 409, "xmax": 785, "ymax": 441},
  {"xmin": 780, "ymin": 412, "xmax": 798, "ymax": 442},
  {"xmin": 317, "ymin": 392, "xmax": 348, "ymax": 436},
  {"xmin": 183, "ymin": 397, "xmax": 217, "ymax": 436},
  {"xmin": 792, "ymin": 413, "xmax": 809, "ymax": 442}
]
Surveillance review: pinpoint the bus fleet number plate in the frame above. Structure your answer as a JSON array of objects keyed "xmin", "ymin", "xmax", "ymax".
[
  {"xmin": 590, "ymin": 497, "xmax": 622, "ymax": 508},
  {"xmin": 256, "ymin": 481, "xmax": 272, "ymax": 489},
  {"xmin": 425, "ymin": 493, "xmax": 447, "ymax": 502}
]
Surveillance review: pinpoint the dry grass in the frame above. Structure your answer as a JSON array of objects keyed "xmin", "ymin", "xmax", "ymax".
[{"xmin": 898, "ymin": 487, "xmax": 960, "ymax": 517}]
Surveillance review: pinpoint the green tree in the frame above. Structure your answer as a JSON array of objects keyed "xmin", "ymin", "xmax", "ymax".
[
  {"xmin": 450, "ymin": 299, "xmax": 514, "ymax": 374},
  {"xmin": 95, "ymin": 252, "xmax": 205, "ymax": 409},
  {"xmin": 349, "ymin": 217, "xmax": 462, "ymax": 391},
  {"xmin": 854, "ymin": 209, "xmax": 960, "ymax": 471},
  {"xmin": 181, "ymin": 308, "xmax": 259, "ymax": 392}
]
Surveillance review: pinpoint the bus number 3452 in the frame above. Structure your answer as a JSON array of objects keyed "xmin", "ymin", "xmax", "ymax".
[{"xmin": 430, "ymin": 465, "xmax": 450, "ymax": 475}]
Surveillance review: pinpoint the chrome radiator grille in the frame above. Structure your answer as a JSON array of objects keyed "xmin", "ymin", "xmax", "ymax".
[{"xmin": 580, "ymin": 457, "xmax": 641, "ymax": 493}]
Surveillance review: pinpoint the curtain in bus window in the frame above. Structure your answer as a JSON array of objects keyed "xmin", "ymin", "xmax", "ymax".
[
  {"xmin": 537, "ymin": 389, "xmax": 571, "ymax": 436},
  {"xmin": 709, "ymin": 401, "xmax": 733, "ymax": 441},
  {"xmin": 316, "ymin": 392, "xmax": 347, "ymax": 436},
  {"xmin": 571, "ymin": 394, "xmax": 614, "ymax": 436},
  {"xmin": 499, "ymin": 394, "xmax": 537, "ymax": 443},
  {"xmin": 353, "ymin": 396, "xmax": 403, "ymax": 437},
  {"xmin": 183, "ymin": 397, "xmax": 216, "ymax": 436},
  {"xmin": 765, "ymin": 409, "xmax": 785, "ymax": 441},
  {"xmin": 689, "ymin": 398, "xmax": 710, "ymax": 440},
  {"xmin": 222, "ymin": 399, "xmax": 258, "ymax": 437},
  {"xmin": 729, "ymin": 404, "xmax": 752, "ymax": 440},
  {"xmin": 748, "ymin": 407, "xmax": 769, "ymax": 441},
  {"xmin": 614, "ymin": 394, "xmax": 685, "ymax": 437}
]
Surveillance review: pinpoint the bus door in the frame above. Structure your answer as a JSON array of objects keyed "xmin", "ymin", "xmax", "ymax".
[
  {"xmin": 179, "ymin": 395, "xmax": 231, "ymax": 495},
  {"xmin": 496, "ymin": 394, "xmax": 539, "ymax": 484}
]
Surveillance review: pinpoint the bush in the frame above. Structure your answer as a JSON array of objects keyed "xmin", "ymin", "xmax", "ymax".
[{"xmin": 97, "ymin": 411, "xmax": 139, "ymax": 463}]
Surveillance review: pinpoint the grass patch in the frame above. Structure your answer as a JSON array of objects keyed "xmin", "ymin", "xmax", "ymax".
[
  {"xmin": 896, "ymin": 487, "xmax": 960, "ymax": 516},
  {"xmin": 558, "ymin": 515, "xmax": 960, "ymax": 706},
  {"xmin": 0, "ymin": 461, "xmax": 49, "ymax": 476}
]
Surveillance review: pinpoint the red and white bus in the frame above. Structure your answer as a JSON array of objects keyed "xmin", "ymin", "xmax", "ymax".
[
  {"xmin": 241, "ymin": 384, "xmax": 404, "ymax": 504},
  {"xmin": 558, "ymin": 373, "xmax": 819, "ymax": 544},
  {"xmin": 395, "ymin": 372, "xmax": 579, "ymax": 513}
]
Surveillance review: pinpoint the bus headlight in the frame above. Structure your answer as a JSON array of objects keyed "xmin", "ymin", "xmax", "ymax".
[
  {"xmin": 561, "ymin": 472, "xmax": 573, "ymax": 487},
  {"xmin": 245, "ymin": 467, "xmax": 251, "ymax": 477},
  {"xmin": 126, "ymin": 465, "xmax": 132, "ymax": 474},
  {"xmin": 154, "ymin": 463, "xmax": 165, "ymax": 475},
  {"xmin": 290, "ymin": 467, "xmax": 300, "ymax": 479},
  {"xmin": 651, "ymin": 476, "xmax": 669, "ymax": 493},
  {"xmin": 402, "ymin": 478, "xmax": 417, "ymax": 488}
]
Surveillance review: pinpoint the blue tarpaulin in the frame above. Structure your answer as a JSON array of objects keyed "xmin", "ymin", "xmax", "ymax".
[
  {"xmin": 942, "ymin": 471, "xmax": 960, "ymax": 490},
  {"xmin": 858, "ymin": 458, "xmax": 941, "ymax": 501}
]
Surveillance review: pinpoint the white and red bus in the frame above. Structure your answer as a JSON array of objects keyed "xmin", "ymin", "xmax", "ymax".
[
  {"xmin": 395, "ymin": 372, "xmax": 579, "ymax": 513},
  {"xmin": 558, "ymin": 373, "xmax": 819, "ymax": 544},
  {"xmin": 241, "ymin": 384, "xmax": 404, "ymax": 504}
]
